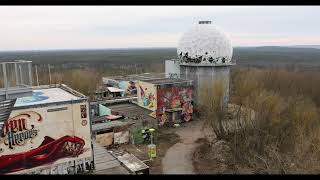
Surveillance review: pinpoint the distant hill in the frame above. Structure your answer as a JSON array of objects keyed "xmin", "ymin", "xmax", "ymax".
[
  {"xmin": 289, "ymin": 45, "xmax": 320, "ymax": 49},
  {"xmin": 233, "ymin": 46, "xmax": 320, "ymax": 66},
  {"xmin": 1, "ymin": 46, "xmax": 320, "ymax": 68}
]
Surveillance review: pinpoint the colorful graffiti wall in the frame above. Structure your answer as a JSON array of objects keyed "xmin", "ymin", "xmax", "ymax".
[
  {"xmin": 118, "ymin": 81, "xmax": 137, "ymax": 96},
  {"xmin": 137, "ymin": 81, "xmax": 157, "ymax": 111},
  {"xmin": 156, "ymin": 86, "xmax": 193, "ymax": 126},
  {"xmin": 0, "ymin": 102, "xmax": 93, "ymax": 174}
]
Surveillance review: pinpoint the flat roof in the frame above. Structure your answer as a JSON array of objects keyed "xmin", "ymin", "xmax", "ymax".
[
  {"xmin": 105, "ymin": 102, "xmax": 158, "ymax": 129},
  {"xmin": 104, "ymin": 73, "xmax": 165, "ymax": 82},
  {"xmin": 140, "ymin": 78, "xmax": 192, "ymax": 85},
  {"xmin": 107, "ymin": 87, "xmax": 125, "ymax": 93},
  {"xmin": 92, "ymin": 120, "xmax": 131, "ymax": 132},
  {"xmin": 14, "ymin": 87, "xmax": 83, "ymax": 107}
]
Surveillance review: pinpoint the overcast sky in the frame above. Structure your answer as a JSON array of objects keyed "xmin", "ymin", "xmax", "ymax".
[{"xmin": 1, "ymin": 6, "xmax": 320, "ymax": 51}]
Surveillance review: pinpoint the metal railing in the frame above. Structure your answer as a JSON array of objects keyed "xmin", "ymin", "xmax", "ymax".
[{"xmin": 0, "ymin": 60, "xmax": 33, "ymax": 101}]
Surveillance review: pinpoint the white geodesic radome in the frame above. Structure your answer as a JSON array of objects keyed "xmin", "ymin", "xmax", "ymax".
[{"xmin": 177, "ymin": 21, "xmax": 233, "ymax": 65}]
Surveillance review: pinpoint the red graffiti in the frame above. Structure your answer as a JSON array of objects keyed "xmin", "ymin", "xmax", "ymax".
[
  {"xmin": 0, "ymin": 135, "xmax": 85, "ymax": 174},
  {"xmin": 156, "ymin": 87, "xmax": 193, "ymax": 125}
]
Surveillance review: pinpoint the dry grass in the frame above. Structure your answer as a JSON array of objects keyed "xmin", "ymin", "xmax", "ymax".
[{"xmin": 196, "ymin": 67, "xmax": 320, "ymax": 174}]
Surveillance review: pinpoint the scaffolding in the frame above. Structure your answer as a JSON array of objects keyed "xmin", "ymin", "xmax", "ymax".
[{"xmin": 0, "ymin": 60, "xmax": 33, "ymax": 101}]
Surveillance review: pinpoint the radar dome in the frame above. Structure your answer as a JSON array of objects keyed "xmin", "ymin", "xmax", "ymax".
[{"xmin": 177, "ymin": 21, "xmax": 233, "ymax": 65}]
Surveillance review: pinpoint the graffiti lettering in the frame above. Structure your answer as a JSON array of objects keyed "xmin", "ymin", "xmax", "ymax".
[
  {"xmin": 4, "ymin": 128, "xmax": 38, "ymax": 149},
  {"xmin": 3, "ymin": 118, "xmax": 27, "ymax": 135},
  {"xmin": 1, "ymin": 111, "xmax": 42, "ymax": 151}
]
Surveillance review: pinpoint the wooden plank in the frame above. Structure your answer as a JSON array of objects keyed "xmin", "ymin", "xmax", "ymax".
[
  {"xmin": 94, "ymin": 154, "xmax": 115, "ymax": 160},
  {"xmin": 94, "ymin": 166, "xmax": 130, "ymax": 175},
  {"xmin": 95, "ymin": 160, "xmax": 121, "ymax": 171},
  {"xmin": 94, "ymin": 157, "xmax": 117, "ymax": 164},
  {"xmin": 117, "ymin": 153, "xmax": 149, "ymax": 173}
]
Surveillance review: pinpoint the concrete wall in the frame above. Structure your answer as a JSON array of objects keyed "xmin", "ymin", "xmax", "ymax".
[
  {"xmin": 165, "ymin": 60, "xmax": 180, "ymax": 79},
  {"xmin": 180, "ymin": 65, "xmax": 230, "ymax": 108}
]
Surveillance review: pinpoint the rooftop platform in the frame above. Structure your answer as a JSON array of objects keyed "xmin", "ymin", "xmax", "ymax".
[
  {"xmin": 13, "ymin": 84, "xmax": 87, "ymax": 108},
  {"xmin": 107, "ymin": 103, "xmax": 154, "ymax": 120},
  {"xmin": 141, "ymin": 78, "xmax": 193, "ymax": 85},
  {"xmin": 103, "ymin": 73, "xmax": 165, "ymax": 83},
  {"xmin": 92, "ymin": 120, "xmax": 132, "ymax": 132},
  {"xmin": 103, "ymin": 102, "xmax": 158, "ymax": 129}
]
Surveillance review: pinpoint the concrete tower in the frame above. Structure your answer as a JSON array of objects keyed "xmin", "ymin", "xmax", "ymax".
[{"xmin": 166, "ymin": 21, "xmax": 235, "ymax": 108}]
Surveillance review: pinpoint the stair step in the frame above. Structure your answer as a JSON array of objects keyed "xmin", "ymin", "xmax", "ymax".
[
  {"xmin": 0, "ymin": 103, "xmax": 15, "ymax": 107},
  {"xmin": 0, "ymin": 115, "xmax": 9, "ymax": 119},
  {"xmin": 0, "ymin": 100, "xmax": 15, "ymax": 105},
  {"xmin": 0, "ymin": 108, "xmax": 11, "ymax": 111},
  {"xmin": 0, "ymin": 111, "xmax": 11, "ymax": 116},
  {"xmin": 0, "ymin": 99, "xmax": 15, "ymax": 124}
]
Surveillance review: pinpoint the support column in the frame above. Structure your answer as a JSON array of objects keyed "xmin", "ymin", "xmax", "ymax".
[
  {"xmin": 28, "ymin": 63, "xmax": 33, "ymax": 86},
  {"xmin": 14, "ymin": 63, "xmax": 19, "ymax": 86},
  {"xmin": 2, "ymin": 63, "xmax": 8, "ymax": 100}
]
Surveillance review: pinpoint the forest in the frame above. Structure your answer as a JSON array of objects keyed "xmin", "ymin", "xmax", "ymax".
[{"xmin": 1, "ymin": 47, "xmax": 320, "ymax": 173}]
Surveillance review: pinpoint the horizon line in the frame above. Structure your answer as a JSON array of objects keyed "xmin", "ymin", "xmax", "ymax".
[{"xmin": 1, "ymin": 45, "xmax": 320, "ymax": 52}]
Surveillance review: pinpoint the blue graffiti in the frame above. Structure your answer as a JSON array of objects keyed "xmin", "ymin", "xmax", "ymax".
[{"xmin": 16, "ymin": 91, "xmax": 49, "ymax": 104}]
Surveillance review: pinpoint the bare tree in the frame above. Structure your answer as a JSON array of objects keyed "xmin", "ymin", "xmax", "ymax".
[{"xmin": 199, "ymin": 79, "xmax": 228, "ymax": 141}]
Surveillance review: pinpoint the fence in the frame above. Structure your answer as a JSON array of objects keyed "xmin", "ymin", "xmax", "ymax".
[{"xmin": 0, "ymin": 60, "xmax": 33, "ymax": 101}]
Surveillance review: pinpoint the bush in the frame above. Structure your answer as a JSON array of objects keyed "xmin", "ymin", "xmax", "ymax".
[
  {"xmin": 230, "ymin": 69, "xmax": 320, "ymax": 174},
  {"xmin": 200, "ymin": 67, "xmax": 320, "ymax": 174}
]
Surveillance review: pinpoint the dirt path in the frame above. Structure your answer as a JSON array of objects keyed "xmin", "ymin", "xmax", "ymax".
[{"xmin": 162, "ymin": 120, "xmax": 205, "ymax": 174}]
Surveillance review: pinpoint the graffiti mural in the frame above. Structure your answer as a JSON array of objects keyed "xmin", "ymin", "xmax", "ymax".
[
  {"xmin": 0, "ymin": 102, "xmax": 93, "ymax": 174},
  {"xmin": 1, "ymin": 111, "xmax": 42, "ymax": 151},
  {"xmin": 118, "ymin": 81, "xmax": 137, "ymax": 96},
  {"xmin": 17, "ymin": 156, "xmax": 93, "ymax": 175},
  {"xmin": 156, "ymin": 86, "xmax": 193, "ymax": 126},
  {"xmin": 15, "ymin": 91, "xmax": 49, "ymax": 105},
  {"xmin": 0, "ymin": 135, "xmax": 86, "ymax": 174},
  {"xmin": 137, "ymin": 81, "xmax": 157, "ymax": 111},
  {"xmin": 178, "ymin": 51, "xmax": 231, "ymax": 64}
]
